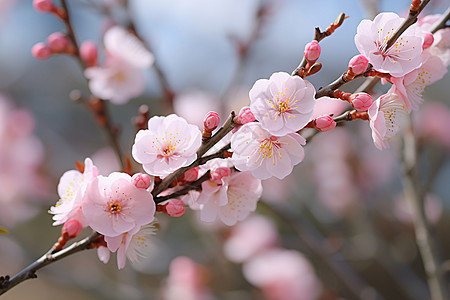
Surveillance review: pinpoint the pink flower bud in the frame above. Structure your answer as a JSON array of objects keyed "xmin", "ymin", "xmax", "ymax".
[
  {"xmin": 237, "ymin": 106, "xmax": 256, "ymax": 124},
  {"xmin": 210, "ymin": 167, "xmax": 231, "ymax": 184},
  {"xmin": 132, "ymin": 173, "xmax": 152, "ymax": 189},
  {"xmin": 349, "ymin": 93, "xmax": 373, "ymax": 111},
  {"xmin": 31, "ymin": 42, "xmax": 52, "ymax": 60},
  {"xmin": 33, "ymin": 0, "xmax": 55, "ymax": 13},
  {"xmin": 62, "ymin": 220, "xmax": 83, "ymax": 238},
  {"xmin": 47, "ymin": 32, "xmax": 70, "ymax": 52},
  {"xmin": 80, "ymin": 40, "xmax": 98, "ymax": 67},
  {"xmin": 315, "ymin": 116, "xmax": 336, "ymax": 132},
  {"xmin": 422, "ymin": 32, "xmax": 434, "ymax": 50},
  {"xmin": 183, "ymin": 167, "xmax": 199, "ymax": 182},
  {"xmin": 348, "ymin": 54, "xmax": 369, "ymax": 75},
  {"xmin": 203, "ymin": 111, "xmax": 220, "ymax": 131},
  {"xmin": 159, "ymin": 199, "xmax": 185, "ymax": 217},
  {"xmin": 304, "ymin": 40, "xmax": 321, "ymax": 62}
]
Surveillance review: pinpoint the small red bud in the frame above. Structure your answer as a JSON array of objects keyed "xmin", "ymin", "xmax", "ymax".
[
  {"xmin": 31, "ymin": 42, "xmax": 52, "ymax": 60},
  {"xmin": 62, "ymin": 220, "xmax": 83, "ymax": 239},
  {"xmin": 203, "ymin": 111, "xmax": 220, "ymax": 132},
  {"xmin": 422, "ymin": 32, "xmax": 434, "ymax": 50},
  {"xmin": 304, "ymin": 40, "xmax": 321, "ymax": 63},
  {"xmin": 348, "ymin": 55, "xmax": 369, "ymax": 75},
  {"xmin": 183, "ymin": 167, "xmax": 199, "ymax": 183},
  {"xmin": 80, "ymin": 40, "xmax": 98, "ymax": 67},
  {"xmin": 349, "ymin": 93, "xmax": 373, "ymax": 111},
  {"xmin": 315, "ymin": 116, "xmax": 336, "ymax": 132},
  {"xmin": 47, "ymin": 32, "xmax": 70, "ymax": 52},
  {"xmin": 210, "ymin": 167, "xmax": 231, "ymax": 184},
  {"xmin": 158, "ymin": 199, "xmax": 185, "ymax": 217},
  {"xmin": 33, "ymin": 0, "xmax": 55, "ymax": 13},
  {"xmin": 132, "ymin": 173, "xmax": 152, "ymax": 189},
  {"xmin": 237, "ymin": 106, "xmax": 256, "ymax": 124}
]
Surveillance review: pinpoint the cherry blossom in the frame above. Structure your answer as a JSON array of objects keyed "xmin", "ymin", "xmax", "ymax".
[
  {"xmin": 196, "ymin": 169, "xmax": 262, "ymax": 226},
  {"xmin": 390, "ymin": 52, "xmax": 448, "ymax": 112},
  {"xmin": 231, "ymin": 122, "xmax": 306, "ymax": 179},
  {"xmin": 50, "ymin": 157, "xmax": 99, "ymax": 227},
  {"xmin": 243, "ymin": 249, "xmax": 322, "ymax": 300},
  {"xmin": 368, "ymin": 92, "xmax": 409, "ymax": 150},
  {"xmin": 420, "ymin": 14, "xmax": 450, "ymax": 66},
  {"xmin": 355, "ymin": 12, "xmax": 424, "ymax": 77},
  {"xmin": 249, "ymin": 72, "xmax": 316, "ymax": 136},
  {"xmin": 132, "ymin": 114, "xmax": 202, "ymax": 177},
  {"xmin": 82, "ymin": 172, "xmax": 156, "ymax": 236},
  {"xmin": 104, "ymin": 224, "xmax": 157, "ymax": 269},
  {"xmin": 85, "ymin": 26, "xmax": 154, "ymax": 104}
]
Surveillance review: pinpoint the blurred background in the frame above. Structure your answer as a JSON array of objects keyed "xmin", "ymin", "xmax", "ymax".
[{"xmin": 0, "ymin": 0, "xmax": 449, "ymax": 299}]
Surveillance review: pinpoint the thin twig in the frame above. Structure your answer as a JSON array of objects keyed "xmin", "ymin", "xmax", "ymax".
[
  {"xmin": 430, "ymin": 5, "xmax": 450, "ymax": 34},
  {"xmin": 0, "ymin": 232, "xmax": 101, "ymax": 296}
]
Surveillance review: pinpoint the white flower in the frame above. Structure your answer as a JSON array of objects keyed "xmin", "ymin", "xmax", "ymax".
[
  {"xmin": 132, "ymin": 114, "xmax": 202, "ymax": 177},
  {"xmin": 231, "ymin": 122, "xmax": 306, "ymax": 179},
  {"xmin": 250, "ymin": 72, "xmax": 316, "ymax": 136}
]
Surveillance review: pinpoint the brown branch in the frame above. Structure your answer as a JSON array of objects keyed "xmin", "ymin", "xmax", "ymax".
[
  {"xmin": 0, "ymin": 232, "xmax": 102, "ymax": 296},
  {"xmin": 430, "ymin": 5, "xmax": 450, "ymax": 34}
]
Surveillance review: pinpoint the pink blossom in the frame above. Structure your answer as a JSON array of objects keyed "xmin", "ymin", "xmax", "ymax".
[
  {"xmin": 80, "ymin": 40, "xmax": 98, "ymax": 67},
  {"xmin": 355, "ymin": 12, "xmax": 424, "ymax": 77},
  {"xmin": 47, "ymin": 32, "xmax": 70, "ymax": 52},
  {"xmin": 391, "ymin": 54, "xmax": 447, "ymax": 112},
  {"xmin": 131, "ymin": 173, "xmax": 152, "ymax": 190},
  {"xmin": 415, "ymin": 101, "xmax": 450, "ymax": 149},
  {"xmin": 132, "ymin": 114, "xmax": 202, "ymax": 177},
  {"xmin": 243, "ymin": 249, "xmax": 322, "ymax": 300},
  {"xmin": 223, "ymin": 214, "xmax": 279, "ymax": 263},
  {"xmin": 249, "ymin": 72, "xmax": 316, "ymax": 136},
  {"xmin": 50, "ymin": 158, "xmax": 99, "ymax": 227},
  {"xmin": 104, "ymin": 224, "xmax": 157, "ymax": 269},
  {"xmin": 31, "ymin": 42, "xmax": 52, "ymax": 60},
  {"xmin": 158, "ymin": 199, "xmax": 185, "ymax": 217},
  {"xmin": 368, "ymin": 92, "xmax": 409, "ymax": 150},
  {"xmin": 33, "ymin": 0, "xmax": 55, "ymax": 13},
  {"xmin": 61, "ymin": 219, "xmax": 83, "ymax": 238},
  {"xmin": 231, "ymin": 122, "xmax": 306, "ymax": 179},
  {"xmin": 420, "ymin": 14, "xmax": 450, "ymax": 66},
  {"xmin": 312, "ymin": 96, "xmax": 348, "ymax": 119},
  {"xmin": 237, "ymin": 106, "xmax": 256, "ymax": 124},
  {"xmin": 195, "ymin": 164, "xmax": 262, "ymax": 226},
  {"xmin": 82, "ymin": 172, "xmax": 156, "ymax": 236},
  {"xmin": 85, "ymin": 26, "xmax": 154, "ymax": 104},
  {"xmin": 163, "ymin": 256, "xmax": 213, "ymax": 300},
  {"xmin": 203, "ymin": 111, "xmax": 220, "ymax": 131},
  {"xmin": 349, "ymin": 93, "xmax": 373, "ymax": 111}
]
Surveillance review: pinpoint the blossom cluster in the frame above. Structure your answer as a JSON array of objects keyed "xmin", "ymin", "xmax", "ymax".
[{"xmin": 42, "ymin": 6, "xmax": 449, "ymax": 273}]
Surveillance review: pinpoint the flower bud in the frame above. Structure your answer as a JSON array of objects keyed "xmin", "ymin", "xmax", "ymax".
[
  {"xmin": 158, "ymin": 199, "xmax": 185, "ymax": 217},
  {"xmin": 31, "ymin": 42, "xmax": 52, "ymax": 60},
  {"xmin": 62, "ymin": 220, "xmax": 83, "ymax": 238},
  {"xmin": 422, "ymin": 32, "xmax": 434, "ymax": 50},
  {"xmin": 210, "ymin": 167, "xmax": 231, "ymax": 184},
  {"xmin": 348, "ymin": 54, "xmax": 369, "ymax": 75},
  {"xmin": 237, "ymin": 106, "xmax": 256, "ymax": 124},
  {"xmin": 47, "ymin": 32, "xmax": 70, "ymax": 52},
  {"xmin": 315, "ymin": 116, "xmax": 336, "ymax": 132},
  {"xmin": 304, "ymin": 40, "xmax": 321, "ymax": 63},
  {"xmin": 80, "ymin": 40, "xmax": 98, "ymax": 67},
  {"xmin": 132, "ymin": 173, "xmax": 152, "ymax": 189},
  {"xmin": 203, "ymin": 111, "xmax": 220, "ymax": 132},
  {"xmin": 33, "ymin": 0, "xmax": 55, "ymax": 13},
  {"xmin": 183, "ymin": 167, "xmax": 199, "ymax": 183},
  {"xmin": 349, "ymin": 93, "xmax": 373, "ymax": 111}
]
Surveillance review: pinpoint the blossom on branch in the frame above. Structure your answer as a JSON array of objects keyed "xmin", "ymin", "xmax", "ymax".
[
  {"xmin": 82, "ymin": 172, "xmax": 156, "ymax": 236},
  {"xmin": 355, "ymin": 12, "xmax": 424, "ymax": 77},
  {"xmin": 85, "ymin": 26, "xmax": 154, "ymax": 104},
  {"xmin": 231, "ymin": 122, "xmax": 306, "ymax": 179},
  {"xmin": 368, "ymin": 92, "xmax": 409, "ymax": 150},
  {"xmin": 132, "ymin": 114, "xmax": 202, "ymax": 177},
  {"xmin": 249, "ymin": 72, "xmax": 316, "ymax": 136},
  {"xmin": 50, "ymin": 157, "xmax": 99, "ymax": 227}
]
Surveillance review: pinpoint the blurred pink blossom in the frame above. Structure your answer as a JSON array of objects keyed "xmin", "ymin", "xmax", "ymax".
[
  {"xmin": 243, "ymin": 249, "xmax": 322, "ymax": 300},
  {"xmin": 223, "ymin": 214, "xmax": 279, "ymax": 263},
  {"xmin": 163, "ymin": 256, "xmax": 212, "ymax": 300},
  {"xmin": 85, "ymin": 26, "xmax": 154, "ymax": 104},
  {"xmin": 250, "ymin": 72, "xmax": 316, "ymax": 136},
  {"xmin": 415, "ymin": 101, "xmax": 450, "ymax": 149},
  {"xmin": 394, "ymin": 193, "xmax": 443, "ymax": 225}
]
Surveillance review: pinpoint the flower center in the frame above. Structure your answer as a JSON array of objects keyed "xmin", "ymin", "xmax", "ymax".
[
  {"xmin": 109, "ymin": 202, "xmax": 122, "ymax": 214},
  {"xmin": 278, "ymin": 101, "xmax": 290, "ymax": 113},
  {"xmin": 162, "ymin": 143, "xmax": 177, "ymax": 156}
]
